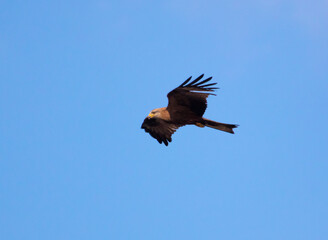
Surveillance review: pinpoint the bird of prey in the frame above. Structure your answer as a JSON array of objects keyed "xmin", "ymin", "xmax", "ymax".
[{"xmin": 141, "ymin": 74, "xmax": 238, "ymax": 146}]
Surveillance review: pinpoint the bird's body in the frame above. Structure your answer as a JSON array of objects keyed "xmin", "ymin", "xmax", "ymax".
[{"xmin": 141, "ymin": 74, "xmax": 238, "ymax": 146}]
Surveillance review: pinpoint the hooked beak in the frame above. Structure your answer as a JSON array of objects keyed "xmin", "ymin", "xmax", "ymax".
[{"xmin": 148, "ymin": 113, "xmax": 155, "ymax": 118}]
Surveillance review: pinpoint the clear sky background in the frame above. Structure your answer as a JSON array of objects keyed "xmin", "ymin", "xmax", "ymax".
[{"xmin": 1, "ymin": 0, "xmax": 328, "ymax": 239}]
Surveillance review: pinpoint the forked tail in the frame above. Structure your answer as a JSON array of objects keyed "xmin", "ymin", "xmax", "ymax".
[{"xmin": 202, "ymin": 118, "xmax": 238, "ymax": 134}]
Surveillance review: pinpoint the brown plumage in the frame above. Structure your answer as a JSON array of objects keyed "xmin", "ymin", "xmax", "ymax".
[{"xmin": 141, "ymin": 74, "xmax": 238, "ymax": 146}]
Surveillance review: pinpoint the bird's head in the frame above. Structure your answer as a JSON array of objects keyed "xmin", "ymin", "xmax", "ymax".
[{"xmin": 148, "ymin": 108, "xmax": 162, "ymax": 119}]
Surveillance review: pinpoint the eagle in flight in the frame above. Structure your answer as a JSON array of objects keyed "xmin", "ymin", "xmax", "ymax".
[{"xmin": 141, "ymin": 74, "xmax": 238, "ymax": 146}]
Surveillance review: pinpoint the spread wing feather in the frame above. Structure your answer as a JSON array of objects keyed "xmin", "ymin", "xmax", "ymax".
[
  {"xmin": 167, "ymin": 74, "xmax": 218, "ymax": 118},
  {"xmin": 141, "ymin": 118, "xmax": 183, "ymax": 146}
]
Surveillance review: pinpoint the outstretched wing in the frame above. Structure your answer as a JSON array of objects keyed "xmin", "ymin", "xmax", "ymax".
[
  {"xmin": 141, "ymin": 117, "xmax": 183, "ymax": 146},
  {"xmin": 167, "ymin": 74, "xmax": 218, "ymax": 118}
]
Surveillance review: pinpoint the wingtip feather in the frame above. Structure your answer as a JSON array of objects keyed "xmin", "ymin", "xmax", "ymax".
[{"xmin": 180, "ymin": 76, "xmax": 192, "ymax": 87}]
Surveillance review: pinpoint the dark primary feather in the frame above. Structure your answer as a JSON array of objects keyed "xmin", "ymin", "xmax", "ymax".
[
  {"xmin": 194, "ymin": 77, "xmax": 213, "ymax": 86},
  {"xmin": 187, "ymin": 74, "xmax": 205, "ymax": 86},
  {"xmin": 167, "ymin": 74, "xmax": 218, "ymax": 118},
  {"xmin": 141, "ymin": 117, "xmax": 182, "ymax": 146},
  {"xmin": 178, "ymin": 74, "xmax": 218, "ymax": 90},
  {"xmin": 179, "ymin": 76, "xmax": 192, "ymax": 87}
]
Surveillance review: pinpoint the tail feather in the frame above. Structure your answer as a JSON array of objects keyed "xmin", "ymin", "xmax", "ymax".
[{"xmin": 202, "ymin": 118, "xmax": 238, "ymax": 134}]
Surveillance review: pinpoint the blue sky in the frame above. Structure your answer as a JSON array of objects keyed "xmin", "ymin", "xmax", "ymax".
[{"xmin": 1, "ymin": 0, "xmax": 328, "ymax": 239}]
